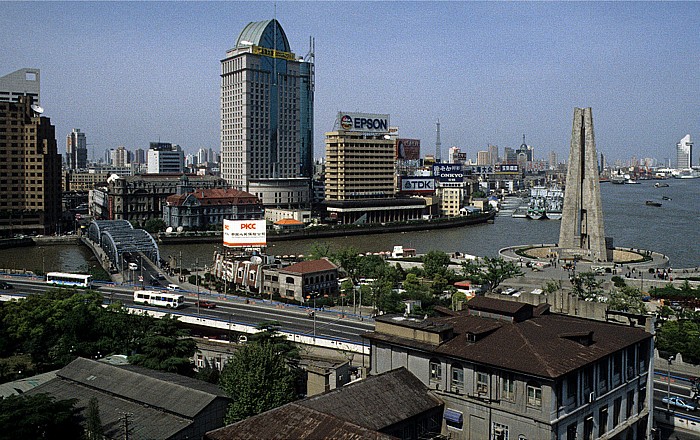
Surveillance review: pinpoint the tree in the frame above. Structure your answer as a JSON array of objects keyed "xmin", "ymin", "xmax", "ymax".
[
  {"xmin": 195, "ymin": 357, "xmax": 220, "ymax": 385},
  {"xmin": 607, "ymin": 286, "xmax": 647, "ymax": 315},
  {"xmin": 332, "ymin": 246, "xmax": 360, "ymax": 281},
  {"xmin": 128, "ymin": 314, "xmax": 196, "ymax": 376},
  {"xmin": 143, "ymin": 218, "xmax": 167, "ymax": 233},
  {"xmin": 422, "ymin": 251, "xmax": 451, "ymax": 278},
  {"xmin": 219, "ymin": 336, "xmax": 299, "ymax": 423},
  {"xmin": 570, "ymin": 272, "xmax": 602, "ymax": 300},
  {"xmin": 0, "ymin": 394, "xmax": 83, "ymax": 440},
  {"xmin": 307, "ymin": 242, "xmax": 331, "ymax": 260},
  {"xmin": 85, "ymin": 397, "xmax": 104, "ymax": 440},
  {"xmin": 461, "ymin": 257, "xmax": 523, "ymax": 292}
]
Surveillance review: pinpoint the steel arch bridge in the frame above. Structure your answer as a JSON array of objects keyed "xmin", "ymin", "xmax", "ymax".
[{"xmin": 87, "ymin": 220, "xmax": 160, "ymax": 272}]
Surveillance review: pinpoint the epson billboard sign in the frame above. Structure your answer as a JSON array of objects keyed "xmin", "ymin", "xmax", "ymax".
[
  {"xmin": 338, "ymin": 112, "xmax": 390, "ymax": 133},
  {"xmin": 400, "ymin": 177, "xmax": 435, "ymax": 194},
  {"xmin": 432, "ymin": 164, "xmax": 464, "ymax": 182}
]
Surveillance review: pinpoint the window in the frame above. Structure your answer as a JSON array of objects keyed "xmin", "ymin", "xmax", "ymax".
[
  {"xmin": 430, "ymin": 359, "xmax": 442, "ymax": 383},
  {"xmin": 598, "ymin": 358, "xmax": 609, "ymax": 393},
  {"xmin": 477, "ymin": 371, "xmax": 489, "ymax": 395},
  {"xmin": 527, "ymin": 384, "xmax": 542, "ymax": 407},
  {"xmin": 567, "ymin": 373, "xmax": 577, "ymax": 401},
  {"xmin": 566, "ymin": 422, "xmax": 577, "ymax": 440},
  {"xmin": 492, "ymin": 422, "xmax": 509, "ymax": 440},
  {"xmin": 626, "ymin": 390, "xmax": 635, "ymax": 418},
  {"xmin": 613, "ymin": 397, "xmax": 622, "ymax": 427},
  {"xmin": 583, "ymin": 415, "xmax": 594, "ymax": 440},
  {"xmin": 598, "ymin": 405, "xmax": 608, "ymax": 436},
  {"xmin": 638, "ymin": 387, "xmax": 646, "ymax": 413},
  {"xmin": 501, "ymin": 374, "xmax": 515, "ymax": 402},
  {"xmin": 451, "ymin": 364, "xmax": 464, "ymax": 391}
]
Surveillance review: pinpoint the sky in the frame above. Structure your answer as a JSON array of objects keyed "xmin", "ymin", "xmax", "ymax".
[{"xmin": 1, "ymin": 1, "xmax": 698, "ymax": 164}]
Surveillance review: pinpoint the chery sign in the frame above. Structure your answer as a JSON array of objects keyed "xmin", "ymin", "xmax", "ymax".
[{"xmin": 223, "ymin": 219, "xmax": 267, "ymax": 248}]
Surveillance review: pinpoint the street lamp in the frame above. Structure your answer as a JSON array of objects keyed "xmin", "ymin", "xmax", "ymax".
[
  {"xmin": 196, "ymin": 257, "xmax": 200, "ymax": 316},
  {"xmin": 667, "ymin": 355, "xmax": 674, "ymax": 411}
]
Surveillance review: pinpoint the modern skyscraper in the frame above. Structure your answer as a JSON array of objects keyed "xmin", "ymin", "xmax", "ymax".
[
  {"xmin": 147, "ymin": 142, "xmax": 184, "ymax": 174},
  {"xmin": 66, "ymin": 128, "xmax": 87, "ymax": 170},
  {"xmin": 112, "ymin": 146, "xmax": 129, "ymax": 167},
  {"xmin": 559, "ymin": 108, "xmax": 608, "ymax": 262},
  {"xmin": 220, "ymin": 19, "xmax": 314, "ymax": 207},
  {"xmin": 0, "ymin": 95, "xmax": 62, "ymax": 236},
  {"xmin": 0, "ymin": 68, "xmax": 40, "ymax": 105},
  {"xmin": 676, "ymin": 134, "xmax": 692, "ymax": 169},
  {"xmin": 476, "ymin": 150, "xmax": 490, "ymax": 166},
  {"xmin": 488, "ymin": 144, "xmax": 499, "ymax": 165}
]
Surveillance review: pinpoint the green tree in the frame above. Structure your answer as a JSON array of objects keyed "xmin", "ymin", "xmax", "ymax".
[
  {"xmin": 332, "ymin": 247, "xmax": 360, "ymax": 281},
  {"xmin": 307, "ymin": 242, "xmax": 332, "ymax": 260},
  {"xmin": 0, "ymin": 394, "xmax": 83, "ymax": 440},
  {"xmin": 607, "ymin": 286, "xmax": 647, "ymax": 315},
  {"xmin": 219, "ymin": 339, "xmax": 299, "ymax": 423},
  {"xmin": 570, "ymin": 272, "xmax": 602, "ymax": 300},
  {"xmin": 143, "ymin": 218, "xmax": 167, "ymax": 233},
  {"xmin": 128, "ymin": 314, "xmax": 196, "ymax": 376},
  {"xmin": 422, "ymin": 251, "xmax": 451, "ymax": 278},
  {"xmin": 461, "ymin": 257, "xmax": 523, "ymax": 292},
  {"xmin": 195, "ymin": 357, "xmax": 221, "ymax": 385},
  {"xmin": 85, "ymin": 397, "xmax": 104, "ymax": 440}
]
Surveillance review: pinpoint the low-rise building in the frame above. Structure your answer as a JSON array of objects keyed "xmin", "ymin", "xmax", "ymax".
[
  {"xmin": 163, "ymin": 188, "xmax": 263, "ymax": 229},
  {"xmin": 364, "ymin": 296, "xmax": 653, "ymax": 440},
  {"xmin": 264, "ymin": 258, "xmax": 339, "ymax": 302}
]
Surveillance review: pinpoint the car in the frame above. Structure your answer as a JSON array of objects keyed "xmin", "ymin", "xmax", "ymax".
[
  {"xmin": 150, "ymin": 279, "xmax": 161, "ymax": 287},
  {"xmin": 662, "ymin": 396, "xmax": 697, "ymax": 411},
  {"xmin": 0, "ymin": 281, "xmax": 13, "ymax": 289},
  {"xmin": 196, "ymin": 300, "xmax": 217, "ymax": 309},
  {"xmin": 167, "ymin": 284, "xmax": 180, "ymax": 290}
]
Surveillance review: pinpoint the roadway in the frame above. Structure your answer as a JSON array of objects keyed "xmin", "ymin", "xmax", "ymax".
[{"xmin": 0, "ymin": 275, "xmax": 376, "ymax": 345}]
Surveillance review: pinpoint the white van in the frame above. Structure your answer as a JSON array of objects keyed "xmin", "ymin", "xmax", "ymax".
[
  {"xmin": 128, "ymin": 262, "xmax": 138, "ymax": 271},
  {"xmin": 167, "ymin": 283, "xmax": 180, "ymax": 291}
]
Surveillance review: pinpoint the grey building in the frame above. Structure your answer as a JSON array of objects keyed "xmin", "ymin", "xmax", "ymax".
[
  {"xmin": 147, "ymin": 142, "xmax": 184, "ymax": 174},
  {"xmin": 220, "ymin": 19, "xmax": 314, "ymax": 208},
  {"xmin": 364, "ymin": 297, "xmax": 653, "ymax": 440},
  {"xmin": 163, "ymin": 187, "xmax": 263, "ymax": 229},
  {"xmin": 263, "ymin": 258, "xmax": 339, "ymax": 302},
  {"xmin": 66, "ymin": 128, "xmax": 87, "ymax": 170},
  {"xmin": 0, "ymin": 68, "xmax": 40, "ymax": 104},
  {"xmin": 27, "ymin": 357, "xmax": 230, "ymax": 440}
]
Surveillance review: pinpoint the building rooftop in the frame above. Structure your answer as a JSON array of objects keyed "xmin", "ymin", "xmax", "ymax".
[
  {"xmin": 280, "ymin": 258, "xmax": 338, "ymax": 275},
  {"xmin": 365, "ymin": 297, "xmax": 651, "ymax": 380}
]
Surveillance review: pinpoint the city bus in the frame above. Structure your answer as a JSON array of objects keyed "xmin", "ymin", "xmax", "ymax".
[
  {"xmin": 46, "ymin": 272, "xmax": 93, "ymax": 288},
  {"xmin": 133, "ymin": 290, "xmax": 185, "ymax": 309}
]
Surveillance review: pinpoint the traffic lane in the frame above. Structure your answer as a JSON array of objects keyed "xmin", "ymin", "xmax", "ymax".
[{"xmin": 654, "ymin": 390, "xmax": 698, "ymax": 418}]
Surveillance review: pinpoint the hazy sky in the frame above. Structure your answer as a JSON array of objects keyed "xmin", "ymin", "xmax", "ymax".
[{"xmin": 1, "ymin": 1, "xmax": 697, "ymax": 164}]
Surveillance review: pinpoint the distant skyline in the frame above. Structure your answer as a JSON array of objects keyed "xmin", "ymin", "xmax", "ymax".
[{"xmin": 1, "ymin": 1, "xmax": 697, "ymax": 164}]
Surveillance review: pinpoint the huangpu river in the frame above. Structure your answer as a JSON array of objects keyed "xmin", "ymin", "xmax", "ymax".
[{"xmin": 0, "ymin": 179, "xmax": 698, "ymax": 273}]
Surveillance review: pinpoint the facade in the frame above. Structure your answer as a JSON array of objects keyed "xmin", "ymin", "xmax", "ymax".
[
  {"xmin": 147, "ymin": 142, "xmax": 184, "ymax": 174},
  {"xmin": 676, "ymin": 134, "xmax": 692, "ymax": 169},
  {"xmin": 162, "ymin": 187, "xmax": 263, "ymax": 229},
  {"xmin": 263, "ymin": 258, "xmax": 338, "ymax": 302},
  {"xmin": 66, "ymin": 128, "xmax": 87, "ymax": 170},
  {"xmin": 220, "ymin": 19, "xmax": 314, "ymax": 208},
  {"xmin": 324, "ymin": 115, "xmax": 395, "ymax": 201},
  {"xmin": 488, "ymin": 144, "xmax": 499, "ymax": 165},
  {"xmin": 559, "ymin": 108, "xmax": 608, "ymax": 262},
  {"xmin": 112, "ymin": 145, "xmax": 129, "ymax": 167},
  {"xmin": 90, "ymin": 174, "xmax": 228, "ymax": 222},
  {"xmin": 476, "ymin": 150, "xmax": 490, "ymax": 166},
  {"xmin": 66, "ymin": 170, "xmax": 109, "ymax": 192},
  {"xmin": 0, "ymin": 68, "xmax": 40, "ymax": 104},
  {"xmin": 364, "ymin": 297, "xmax": 654, "ymax": 440},
  {"xmin": 0, "ymin": 95, "xmax": 62, "ymax": 236},
  {"xmin": 438, "ymin": 186, "xmax": 468, "ymax": 217}
]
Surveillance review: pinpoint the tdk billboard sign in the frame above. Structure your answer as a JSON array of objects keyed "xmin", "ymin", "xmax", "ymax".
[
  {"xmin": 433, "ymin": 164, "xmax": 464, "ymax": 182},
  {"xmin": 400, "ymin": 177, "xmax": 435, "ymax": 194},
  {"xmin": 337, "ymin": 112, "xmax": 390, "ymax": 133}
]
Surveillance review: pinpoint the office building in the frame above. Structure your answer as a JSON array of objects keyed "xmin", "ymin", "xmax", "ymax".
[
  {"xmin": 364, "ymin": 297, "xmax": 653, "ymax": 440},
  {"xmin": 147, "ymin": 142, "xmax": 184, "ymax": 174},
  {"xmin": 111, "ymin": 146, "xmax": 129, "ymax": 167},
  {"xmin": 324, "ymin": 112, "xmax": 396, "ymax": 201},
  {"xmin": 488, "ymin": 144, "xmax": 499, "ymax": 165},
  {"xmin": 66, "ymin": 128, "xmax": 87, "ymax": 170},
  {"xmin": 133, "ymin": 148, "xmax": 145, "ymax": 165},
  {"xmin": 476, "ymin": 150, "xmax": 490, "ymax": 166},
  {"xmin": 0, "ymin": 68, "xmax": 40, "ymax": 104},
  {"xmin": 677, "ymin": 134, "xmax": 692, "ymax": 169},
  {"xmin": 0, "ymin": 95, "xmax": 62, "ymax": 236},
  {"xmin": 220, "ymin": 19, "xmax": 314, "ymax": 208}
]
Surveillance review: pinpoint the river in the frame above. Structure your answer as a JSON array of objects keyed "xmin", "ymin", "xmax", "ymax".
[{"xmin": 0, "ymin": 179, "xmax": 697, "ymax": 272}]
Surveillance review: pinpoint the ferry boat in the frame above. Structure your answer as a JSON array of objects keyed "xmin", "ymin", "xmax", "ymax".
[
  {"xmin": 654, "ymin": 182, "xmax": 670, "ymax": 188},
  {"xmin": 645, "ymin": 200, "xmax": 662, "ymax": 207}
]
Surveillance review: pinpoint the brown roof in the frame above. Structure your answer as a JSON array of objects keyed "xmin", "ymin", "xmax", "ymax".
[
  {"xmin": 274, "ymin": 218, "xmax": 304, "ymax": 225},
  {"xmin": 205, "ymin": 404, "xmax": 396, "ymax": 440},
  {"xmin": 166, "ymin": 188, "xmax": 260, "ymax": 206},
  {"xmin": 205, "ymin": 368, "xmax": 440, "ymax": 440},
  {"xmin": 280, "ymin": 258, "xmax": 338, "ymax": 274},
  {"xmin": 365, "ymin": 299, "xmax": 651, "ymax": 380}
]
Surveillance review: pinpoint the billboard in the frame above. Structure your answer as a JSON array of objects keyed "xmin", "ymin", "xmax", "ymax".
[
  {"xmin": 223, "ymin": 219, "xmax": 267, "ymax": 248},
  {"xmin": 396, "ymin": 139, "xmax": 420, "ymax": 160},
  {"xmin": 495, "ymin": 164, "xmax": 520, "ymax": 173},
  {"xmin": 337, "ymin": 112, "xmax": 390, "ymax": 133},
  {"xmin": 400, "ymin": 177, "xmax": 435, "ymax": 194},
  {"xmin": 432, "ymin": 164, "xmax": 464, "ymax": 182}
]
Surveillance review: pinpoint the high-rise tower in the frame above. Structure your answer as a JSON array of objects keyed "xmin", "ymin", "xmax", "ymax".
[
  {"xmin": 435, "ymin": 120, "xmax": 441, "ymax": 162},
  {"xmin": 220, "ymin": 19, "xmax": 314, "ymax": 208},
  {"xmin": 66, "ymin": 128, "xmax": 87, "ymax": 170},
  {"xmin": 558, "ymin": 108, "xmax": 608, "ymax": 262},
  {"xmin": 676, "ymin": 134, "xmax": 692, "ymax": 169}
]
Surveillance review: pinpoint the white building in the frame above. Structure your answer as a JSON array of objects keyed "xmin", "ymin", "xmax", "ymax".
[
  {"xmin": 147, "ymin": 142, "xmax": 184, "ymax": 174},
  {"xmin": 677, "ymin": 134, "xmax": 693, "ymax": 169},
  {"xmin": 220, "ymin": 19, "xmax": 314, "ymax": 208}
]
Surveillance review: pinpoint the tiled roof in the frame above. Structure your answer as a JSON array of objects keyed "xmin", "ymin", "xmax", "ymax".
[
  {"xmin": 205, "ymin": 368, "xmax": 440, "ymax": 440},
  {"xmin": 365, "ymin": 299, "xmax": 651, "ymax": 379},
  {"xmin": 166, "ymin": 188, "xmax": 260, "ymax": 206},
  {"xmin": 274, "ymin": 218, "xmax": 304, "ymax": 225},
  {"xmin": 281, "ymin": 258, "xmax": 337, "ymax": 274}
]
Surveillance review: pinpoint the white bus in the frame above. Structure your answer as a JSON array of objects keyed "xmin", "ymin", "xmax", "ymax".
[
  {"xmin": 133, "ymin": 290, "xmax": 185, "ymax": 309},
  {"xmin": 46, "ymin": 272, "xmax": 93, "ymax": 288}
]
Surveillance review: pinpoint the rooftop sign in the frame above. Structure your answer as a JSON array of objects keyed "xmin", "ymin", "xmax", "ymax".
[{"xmin": 337, "ymin": 112, "xmax": 390, "ymax": 134}]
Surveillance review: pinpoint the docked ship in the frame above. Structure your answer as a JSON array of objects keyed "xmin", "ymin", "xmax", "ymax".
[{"xmin": 526, "ymin": 185, "xmax": 564, "ymax": 220}]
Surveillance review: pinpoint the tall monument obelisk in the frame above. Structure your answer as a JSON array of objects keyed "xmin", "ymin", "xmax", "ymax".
[{"xmin": 558, "ymin": 108, "xmax": 608, "ymax": 262}]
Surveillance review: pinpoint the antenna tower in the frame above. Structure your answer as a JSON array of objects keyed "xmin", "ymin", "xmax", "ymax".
[{"xmin": 435, "ymin": 119, "xmax": 441, "ymax": 162}]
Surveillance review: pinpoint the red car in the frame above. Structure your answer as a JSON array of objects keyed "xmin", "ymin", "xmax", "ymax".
[{"xmin": 196, "ymin": 300, "xmax": 217, "ymax": 309}]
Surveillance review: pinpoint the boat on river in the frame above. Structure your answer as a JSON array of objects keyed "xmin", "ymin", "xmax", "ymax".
[
  {"xmin": 655, "ymin": 182, "xmax": 670, "ymax": 188},
  {"xmin": 645, "ymin": 200, "xmax": 662, "ymax": 207}
]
